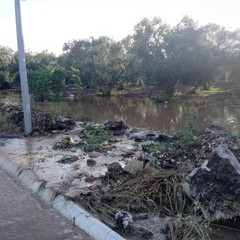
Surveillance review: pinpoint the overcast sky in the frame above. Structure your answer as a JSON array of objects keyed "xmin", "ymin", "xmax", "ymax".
[{"xmin": 0, "ymin": 0, "xmax": 240, "ymax": 55}]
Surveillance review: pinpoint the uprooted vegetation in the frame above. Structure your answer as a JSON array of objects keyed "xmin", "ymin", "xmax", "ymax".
[{"xmin": 76, "ymin": 169, "xmax": 210, "ymax": 240}]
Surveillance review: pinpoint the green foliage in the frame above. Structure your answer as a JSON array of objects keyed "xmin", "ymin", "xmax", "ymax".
[
  {"xmin": 110, "ymin": 88, "xmax": 118, "ymax": 95},
  {"xmin": 75, "ymin": 125, "xmax": 110, "ymax": 152},
  {"xmin": 0, "ymin": 46, "xmax": 15, "ymax": 88},
  {"xmin": 51, "ymin": 66, "xmax": 66, "ymax": 100},
  {"xmin": 176, "ymin": 112, "xmax": 201, "ymax": 149},
  {"xmin": 48, "ymin": 108, "xmax": 63, "ymax": 129},
  {"xmin": 61, "ymin": 37, "xmax": 125, "ymax": 96},
  {"xmin": 28, "ymin": 65, "xmax": 69, "ymax": 102},
  {"xmin": 69, "ymin": 67, "xmax": 82, "ymax": 98},
  {"xmin": 28, "ymin": 66, "xmax": 52, "ymax": 101},
  {"xmin": 2, "ymin": 15, "xmax": 240, "ymax": 97}
]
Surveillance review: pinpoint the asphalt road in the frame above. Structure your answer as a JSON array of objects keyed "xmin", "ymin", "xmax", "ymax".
[{"xmin": 0, "ymin": 167, "xmax": 92, "ymax": 240}]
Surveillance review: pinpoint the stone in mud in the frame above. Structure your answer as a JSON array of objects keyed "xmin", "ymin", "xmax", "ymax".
[
  {"xmin": 88, "ymin": 151, "xmax": 100, "ymax": 158},
  {"xmin": 124, "ymin": 159, "xmax": 144, "ymax": 174},
  {"xmin": 107, "ymin": 162, "xmax": 123, "ymax": 173},
  {"xmin": 183, "ymin": 144, "xmax": 240, "ymax": 220},
  {"xmin": 87, "ymin": 159, "xmax": 97, "ymax": 167}
]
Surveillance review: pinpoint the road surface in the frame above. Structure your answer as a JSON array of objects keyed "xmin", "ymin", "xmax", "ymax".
[{"xmin": 0, "ymin": 167, "xmax": 93, "ymax": 240}]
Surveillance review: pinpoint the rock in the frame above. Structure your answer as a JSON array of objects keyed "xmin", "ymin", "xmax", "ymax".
[
  {"xmin": 88, "ymin": 151, "xmax": 100, "ymax": 158},
  {"xmin": 124, "ymin": 159, "xmax": 144, "ymax": 174},
  {"xmin": 86, "ymin": 159, "xmax": 97, "ymax": 167},
  {"xmin": 107, "ymin": 162, "xmax": 123, "ymax": 173},
  {"xmin": 183, "ymin": 144, "xmax": 240, "ymax": 220}
]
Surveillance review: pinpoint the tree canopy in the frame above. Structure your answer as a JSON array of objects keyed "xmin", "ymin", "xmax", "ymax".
[{"xmin": 1, "ymin": 16, "xmax": 240, "ymax": 100}]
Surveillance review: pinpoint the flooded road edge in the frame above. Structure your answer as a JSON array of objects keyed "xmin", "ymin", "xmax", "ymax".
[{"xmin": 0, "ymin": 147, "xmax": 125, "ymax": 240}]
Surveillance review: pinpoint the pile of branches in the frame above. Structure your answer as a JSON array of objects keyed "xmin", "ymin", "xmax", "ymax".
[
  {"xmin": 80, "ymin": 169, "xmax": 190, "ymax": 215},
  {"xmin": 78, "ymin": 168, "xmax": 210, "ymax": 239}
]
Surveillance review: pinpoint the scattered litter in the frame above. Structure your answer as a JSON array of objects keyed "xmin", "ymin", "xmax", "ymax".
[{"xmin": 115, "ymin": 210, "xmax": 133, "ymax": 230}]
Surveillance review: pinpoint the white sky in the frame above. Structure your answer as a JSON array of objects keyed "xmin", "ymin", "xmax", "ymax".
[{"xmin": 0, "ymin": 0, "xmax": 240, "ymax": 55}]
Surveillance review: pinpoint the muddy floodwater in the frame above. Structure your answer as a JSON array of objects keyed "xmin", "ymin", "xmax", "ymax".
[{"xmin": 36, "ymin": 96, "xmax": 240, "ymax": 132}]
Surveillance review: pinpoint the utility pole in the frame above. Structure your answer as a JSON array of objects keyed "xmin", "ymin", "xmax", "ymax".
[{"xmin": 14, "ymin": 0, "xmax": 32, "ymax": 135}]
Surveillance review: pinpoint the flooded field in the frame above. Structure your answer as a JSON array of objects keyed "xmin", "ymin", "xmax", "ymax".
[{"xmin": 35, "ymin": 96, "xmax": 240, "ymax": 132}]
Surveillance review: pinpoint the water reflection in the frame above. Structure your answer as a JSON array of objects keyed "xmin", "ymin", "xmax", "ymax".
[{"xmin": 36, "ymin": 96, "xmax": 240, "ymax": 132}]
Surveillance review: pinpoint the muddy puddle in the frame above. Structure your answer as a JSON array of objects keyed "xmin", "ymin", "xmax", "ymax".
[{"xmin": 0, "ymin": 127, "xmax": 135, "ymax": 197}]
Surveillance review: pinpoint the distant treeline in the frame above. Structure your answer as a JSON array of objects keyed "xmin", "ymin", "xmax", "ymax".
[{"xmin": 1, "ymin": 16, "xmax": 240, "ymax": 101}]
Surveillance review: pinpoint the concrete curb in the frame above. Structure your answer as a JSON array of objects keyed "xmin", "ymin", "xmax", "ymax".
[{"xmin": 0, "ymin": 148, "xmax": 125, "ymax": 240}]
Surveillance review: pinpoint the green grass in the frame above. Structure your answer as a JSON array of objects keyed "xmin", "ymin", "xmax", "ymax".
[{"xmin": 195, "ymin": 86, "xmax": 224, "ymax": 96}]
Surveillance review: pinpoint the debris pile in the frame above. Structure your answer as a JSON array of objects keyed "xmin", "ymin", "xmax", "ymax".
[
  {"xmin": 183, "ymin": 144, "xmax": 240, "ymax": 221},
  {"xmin": 0, "ymin": 103, "xmax": 75, "ymax": 134}
]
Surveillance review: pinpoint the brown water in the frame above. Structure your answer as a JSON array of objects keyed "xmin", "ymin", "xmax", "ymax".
[{"xmin": 36, "ymin": 96, "xmax": 240, "ymax": 132}]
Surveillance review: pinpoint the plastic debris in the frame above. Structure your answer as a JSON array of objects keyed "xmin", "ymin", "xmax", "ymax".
[{"xmin": 115, "ymin": 210, "xmax": 133, "ymax": 229}]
